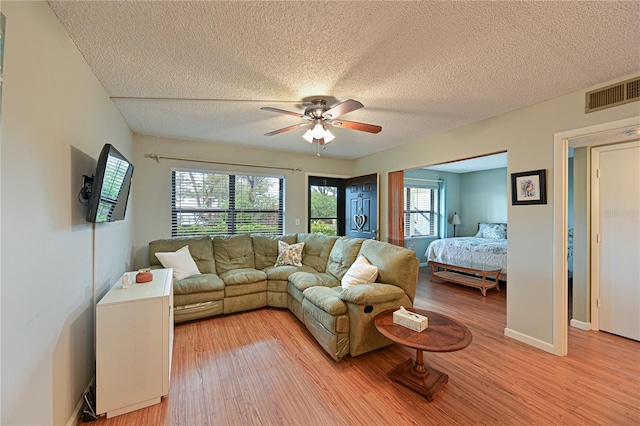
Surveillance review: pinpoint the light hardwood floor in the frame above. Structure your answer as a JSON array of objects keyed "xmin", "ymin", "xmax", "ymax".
[{"xmin": 84, "ymin": 267, "xmax": 639, "ymax": 425}]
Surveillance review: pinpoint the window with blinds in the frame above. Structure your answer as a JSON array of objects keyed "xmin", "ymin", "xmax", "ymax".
[
  {"xmin": 404, "ymin": 185, "xmax": 439, "ymax": 237},
  {"xmin": 171, "ymin": 169, "xmax": 283, "ymax": 237}
]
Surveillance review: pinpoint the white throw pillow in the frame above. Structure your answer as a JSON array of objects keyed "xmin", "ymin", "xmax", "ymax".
[
  {"xmin": 155, "ymin": 245, "xmax": 201, "ymax": 280},
  {"xmin": 341, "ymin": 254, "xmax": 379, "ymax": 289}
]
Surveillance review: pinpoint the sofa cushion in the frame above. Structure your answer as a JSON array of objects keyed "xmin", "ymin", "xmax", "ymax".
[
  {"xmin": 339, "ymin": 283, "xmax": 406, "ymax": 305},
  {"xmin": 213, "ymin": 234, "xmax": 255, "ymax": 274},
  {"xmin": 149, "ymin": 236, "xmax": 215, "ymax": 274},
  {"xmin": 341, "ymin": 254, "xmax": 379, "ymax": 289},
  {"xmin": 303, "ymin": 286, "xmax": 347, "ymax": 315},
  {"xmin": 263, "ymin": 264, "xmax": 318, "ymax": 281},
  {"xmin": 252, "ymin": 234, "xmax": 298, "ymax": 270},
  {"xmin": 225, "ymin": 281, "xmax": 267, "ymax": 298},
  {"xmin": 274, "ymin": 241, "xmax": 305, "ymax": 267},
  {"xmin": 288, "ymin": 271, "xmax": 340, "ymax": 293},
  {"xmin": 297, "ymin": 233, "xmax": 338, "ymax": 272},
  {"xmin": 173, "ymin": 273, "xmax": 225, "ymax": 295},
  {"xmin": 155, "ymin": 245, "xmax": 201, "ymax": 280},
  {"xmin": 220, "ymin": 268, "xmax": 267, "ymax": 286},
  {"xmin": 326, "ymin": 236, "xmax": 365, "ymax": 281}
]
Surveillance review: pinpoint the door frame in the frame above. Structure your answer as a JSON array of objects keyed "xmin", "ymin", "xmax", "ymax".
[
  {"xmin": 307, "ymin": 175, "xmax": 346, "ymax": 235},
  {"xmin": 304, "ymin": 172, "xmax": 350, "ymax": 233},
  {"xmin": 552, "ymin": 116, "xmax": 640, "ymax": 356}
]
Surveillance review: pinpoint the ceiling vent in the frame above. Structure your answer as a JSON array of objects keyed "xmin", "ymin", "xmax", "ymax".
[{"xmin": 585, "ymin": 76, "xmax": 640, "ymax": 113}]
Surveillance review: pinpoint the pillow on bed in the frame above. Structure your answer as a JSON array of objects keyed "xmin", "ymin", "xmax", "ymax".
[{"xmin": 476, "ymin": 223, "xmax": 507, "ymax": 239}]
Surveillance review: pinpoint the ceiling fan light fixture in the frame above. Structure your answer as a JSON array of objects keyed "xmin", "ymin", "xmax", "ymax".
[
  {"xmin": 262, "ymin": 98, "xmax": 381, "ymax": 155},
  {"xmin": 323, "ymin": 129, "xmax": 335, "ymax": 144},
  {"xmin": 302, "ymin": 129, "xmax": 314, "ymax": 143},
  {"xmin": 311, "ymin": 120, "xmax": 325, "ymax": 139}
]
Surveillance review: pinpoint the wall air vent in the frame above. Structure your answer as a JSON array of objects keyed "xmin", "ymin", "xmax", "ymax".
[{"xmin": 585, "ymin": 76, "xmax": 640, "ymax": 113}]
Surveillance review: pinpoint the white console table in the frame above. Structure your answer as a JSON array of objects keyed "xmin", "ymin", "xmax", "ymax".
[{"xmin": 96, "ymin": 268, "xmax": 174, "ymax": 418}]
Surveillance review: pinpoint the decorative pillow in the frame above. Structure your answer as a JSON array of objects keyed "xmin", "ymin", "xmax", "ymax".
[
  {"xmin": 274, "ymin": 241, "xmax": 305, "ymax": 267},
  {"xmin": 155, "ymin": 245, "xmax": 201, "ymax": 280},
  {"xmin": 341, "ymin": 255, "xmax": 379, "ymax": 289},
  {"xmin": 477, "ymin": 223, "xmax": 507, "ymax": 239}
]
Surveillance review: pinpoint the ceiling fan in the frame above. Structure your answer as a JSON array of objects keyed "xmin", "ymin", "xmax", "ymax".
[{"xmin": 261, "ymin": 98, "xmax": 382, "ymax": 148}]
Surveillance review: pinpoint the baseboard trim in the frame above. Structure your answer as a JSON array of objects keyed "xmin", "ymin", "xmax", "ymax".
[
  {"xmin": 419, "ymin": 261, "xmax": 429, "ymax": 267},
  {"xmin": 66, "ymin": 376, "xmax": 96, "ymax": 426},
  {"xmin": 570, "ymin": 319, "xmax": 591, "ymax": 331},
  {"xmin": 504, "ymin": 327, "xmax": 555, "ymax": 354}
]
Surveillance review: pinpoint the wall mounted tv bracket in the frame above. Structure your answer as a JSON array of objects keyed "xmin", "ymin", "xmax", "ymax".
[{"xmin": 78, "ymin": 174, "xmax": 94, "ymax": 205}]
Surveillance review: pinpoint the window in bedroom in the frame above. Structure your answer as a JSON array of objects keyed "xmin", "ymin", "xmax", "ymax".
[
  {"xmin": 171, "ymin": 169, "xmax": 284, "ymax": 237},
  {"xmin": 404, "ymin": 184, "xmax": 439, "ymax": 237}
]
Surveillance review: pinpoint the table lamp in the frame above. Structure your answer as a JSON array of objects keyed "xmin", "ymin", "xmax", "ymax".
[{"xmin": 452, "ymin": 212, "xmax": 461, "ymax": 237}]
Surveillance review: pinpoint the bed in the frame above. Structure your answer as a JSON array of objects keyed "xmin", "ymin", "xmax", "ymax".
[{"xmin": 425, "ymin": 223, "xmax": 508, "ymax": 280}]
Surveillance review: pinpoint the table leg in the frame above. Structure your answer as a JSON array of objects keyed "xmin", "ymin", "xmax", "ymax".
[
  {"xmin": 415, "ymin": 348, "xmax": 426, "ymax": 374},
  {"xmin": 480, "ymin": 274, "xmax": 487, "ymax": 296},
  {"xmin": 389, "ymin": 349, "xmax": 449, "ymax": 401}
]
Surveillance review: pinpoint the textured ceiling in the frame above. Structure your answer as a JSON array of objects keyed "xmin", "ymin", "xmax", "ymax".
[{"xmin": 47, "ymin": 1, "xmax": 640, "ymax": 159}]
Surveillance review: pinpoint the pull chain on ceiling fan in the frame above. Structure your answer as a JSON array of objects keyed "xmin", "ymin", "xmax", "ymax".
[{"xmin": 261, "ymin": 98, "xmax": 381, "ymax": 154}]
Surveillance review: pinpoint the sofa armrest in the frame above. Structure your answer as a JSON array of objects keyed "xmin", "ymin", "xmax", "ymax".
[{"xmin": 339, "ymin": 283, "xmax": 406, "ymax": 305}]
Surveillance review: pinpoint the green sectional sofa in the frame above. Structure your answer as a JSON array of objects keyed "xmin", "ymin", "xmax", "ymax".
[{"xmin": 147, "ymin": 233, "xmax": 419, "ymax": 361}]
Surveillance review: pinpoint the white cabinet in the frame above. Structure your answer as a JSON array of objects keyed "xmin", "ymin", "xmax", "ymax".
[{"xmin": 96, "ymin": 268, "xmax": 174, "ymax": 418}]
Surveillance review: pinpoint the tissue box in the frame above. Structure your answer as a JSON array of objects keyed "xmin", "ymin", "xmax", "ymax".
[{"xmin": 393, "ymin": 308, "xmax": 428, "ymax": 332}]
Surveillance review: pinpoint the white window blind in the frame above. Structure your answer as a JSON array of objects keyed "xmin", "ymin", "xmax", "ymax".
[
  {"xmin": 171, "ymin": 169, "xmax": 283, "ymax": 237},
  {"xmin": 404, "ymin": 185, "xmax": 440, "ymax": 237}
]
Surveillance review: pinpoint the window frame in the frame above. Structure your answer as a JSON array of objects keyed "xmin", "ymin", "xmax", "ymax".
[
  {"xmin": 171, "ymin": 168, "xmax": 284, "ymax": 237},
  {"xmin": 404, "ymin": 184, "xmax": 440, "ymax": 238}
]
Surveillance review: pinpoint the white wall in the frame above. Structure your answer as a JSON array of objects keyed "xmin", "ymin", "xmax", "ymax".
[
  {"xmin": 353, "ymin": 73, "xmax": 640, "ymax": 349},
  {"xmin": 131, "ymin": 135, "xmax": 353, "ymax": 269},
  {"xmin": 458, "ymin": 168, "xmax": 508, "ymax": 236},
  {"xmin": 0, "ymin": 3, "xmax": 134, "ymax": 425}
]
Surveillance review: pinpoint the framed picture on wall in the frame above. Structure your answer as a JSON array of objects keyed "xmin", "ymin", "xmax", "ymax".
[{"xmin": 511, "ymin": 169, "xmax": 547, "ymax": 205}]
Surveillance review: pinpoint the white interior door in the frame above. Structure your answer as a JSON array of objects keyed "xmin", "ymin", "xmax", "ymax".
[{"xmin": 592, "ymin": 141, "xmax": 640, "ymax": 341}]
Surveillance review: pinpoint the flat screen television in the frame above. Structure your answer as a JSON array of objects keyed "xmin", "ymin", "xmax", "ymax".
[{"xmin": 86, "ymin": 144, "xmax": 134, "ymax": 223}]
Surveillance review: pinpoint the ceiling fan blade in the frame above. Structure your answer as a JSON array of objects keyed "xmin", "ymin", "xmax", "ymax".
[
  {"xmin": 329, "ymin": 119, "xmax": 382, "ymax": 134},
  {"xmin": 264, "ymin": 122, "xmax": 310, "ymax": 136},
  {"xmin": 261, "ymin": 106, "xmax": 309, "ymax": 119},
  {"xmin": 322, "ymin": 99, "xmax": 363, "ymax": 119}
]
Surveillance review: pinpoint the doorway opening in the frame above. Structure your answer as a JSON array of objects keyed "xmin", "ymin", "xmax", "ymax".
[
  {"xmin": 401, "ymin": 151, "xmax": 508, "ymax": 267},
  {"xmin": 308, "ymin": 176, "xmax": 345, "ymax": 236},
  {"xmin": 552, "ymin": 116, "xmax": 640, "ymax": 356},
  {"xmin": 307, "ymin": 174, "xmax": 378, "ymax": 239}
]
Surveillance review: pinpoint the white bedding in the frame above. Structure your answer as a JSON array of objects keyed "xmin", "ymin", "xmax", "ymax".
[{"xmin": 425, "ymin": 237, "xmax": 508, "ymax": 275}]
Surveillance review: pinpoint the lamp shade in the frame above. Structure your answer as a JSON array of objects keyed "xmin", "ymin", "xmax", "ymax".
[
  {"xmin": 302, "ymin": 129, "xmax": 314, "ymax": 143},
  {"xmin": 311, "ymin": 121, "xmax": 325, "ymax": 139},
  {"xmin": 452, "ymin": 212, "xmax": 461, "ymax": 225},
  {"xmin": 323, "ymin": 129, "xmax": 335, "ymax": 143}
]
